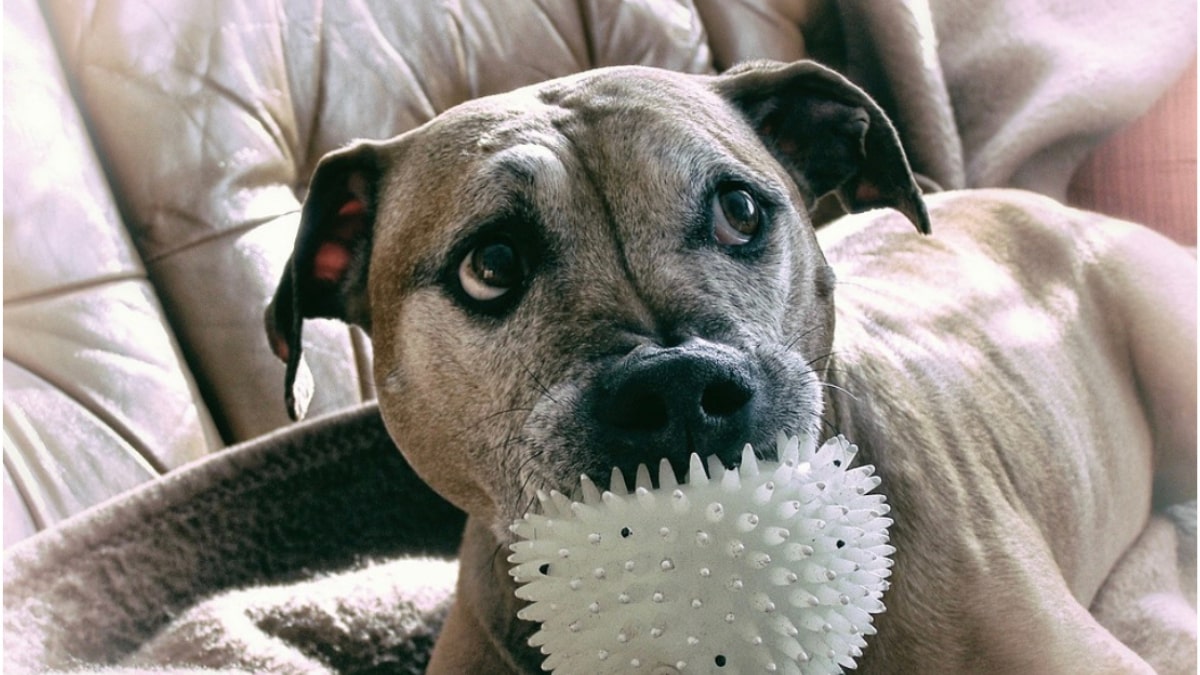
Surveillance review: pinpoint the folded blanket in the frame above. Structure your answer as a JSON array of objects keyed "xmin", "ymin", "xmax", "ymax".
[
  {"xmin": 924, "ymin": 0, "xmax": 1196, "ymax": 197},
  {"xmin": 124, "ymin": 557, "xmax": 456, "ymax": 673},
  {"xmin": 5, "ymin": 399, "xmax": 1192, "ymax": 672},
  {"xmin": 3, "ymin": 404, "xmax": 464, "ymax": 672}
]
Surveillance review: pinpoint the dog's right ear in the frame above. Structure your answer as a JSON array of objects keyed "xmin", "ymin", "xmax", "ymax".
[{"xmin": 265, "ymin": 141, "xmax": 383, "ymax": 420}]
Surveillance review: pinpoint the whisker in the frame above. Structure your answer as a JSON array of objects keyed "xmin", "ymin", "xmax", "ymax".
[
  {"xmin": 804, "ymin": 349, "xmax": 839, "ymax": 369},
  {"xmin": 512, "ymin": 448, "xmax": 546, "ymax": 486},
  {"xmin": 516, "ymin": 355, "xmax": 558, "ymax": 405},
  {"xmin": 819, "ymin": 414, "xmax": 843, "ymax": 436},
  {"xmin": 488, "ymin": 540, "xmax": 511, "ymax": 580},
  {"xmin": 761, "ymin": 356, "xmax": 826, "ymax": 387},
  {"xmin": 831, "ymin": 276, "xmax": 873, "ymax": 289},
  {"xmin": 818, "ymin": 380, "xmax": 860, "ymax": 403},
  {"xmin": 782, "ymin": 324, "xmax": 823, "ymax": 352},
  {"xmin": 518, "ymin": 491, "xmax": 541, "ymax": 522},
  {"xmin": 462, "ymin": 406, "xmax": 535, "ymax": 435},
  {"xmin": 484, "ymin": 433, "xmax": 527, "ymax": 575},
  {"xmin": 511, "ymin": 441, "xmax": 550, "ymax": 512}
]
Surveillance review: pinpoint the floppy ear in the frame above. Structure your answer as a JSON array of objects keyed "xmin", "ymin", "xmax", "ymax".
[
  {"xmin": 714, "ymin": 60, "xmax": 930, "ymax": 234},
  {"xmin": 265, "ymin": 141, "xmax": 383, "ymax": 420}
]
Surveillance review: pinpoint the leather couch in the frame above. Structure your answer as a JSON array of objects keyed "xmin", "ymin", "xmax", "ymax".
[{"xmin": 4, "ymin": 0, "xmax": 1195, "ymax": 546}]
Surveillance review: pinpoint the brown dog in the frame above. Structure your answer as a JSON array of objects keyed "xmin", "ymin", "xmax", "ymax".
[{"xmin": 267, "ymin": 61, "xmax": 1196, "ymax": 673}]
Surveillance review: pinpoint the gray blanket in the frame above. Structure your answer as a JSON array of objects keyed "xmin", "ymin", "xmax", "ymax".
[
  {"xmin": 5, "ymin": 0, "xmax": 1196, "ymax": 671},
  {"xmin": 4, "ymin": 405, "xmax": 465, "ymax": 672}
]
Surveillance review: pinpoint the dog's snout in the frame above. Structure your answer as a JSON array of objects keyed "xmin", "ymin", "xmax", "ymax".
[
  {"xmin": 601, "ymin": 356, "xmax": 753, "ymax": 432},
  {"xmin": 591, "ymin": 342, "xmax": 758, "ymax": 474}
]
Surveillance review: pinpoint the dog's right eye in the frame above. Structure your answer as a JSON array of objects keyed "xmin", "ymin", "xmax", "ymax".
[{"xmin": 458, "ymin": 238, "xmax": 524, "ymax": 302}]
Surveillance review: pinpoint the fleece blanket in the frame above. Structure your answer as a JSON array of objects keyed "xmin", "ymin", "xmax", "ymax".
[
  {"xmin": 4, "ymin": 404, "xmax": 465, "ymax": 673},
  {"xmin": 700, "ymin": 0, "xmax": 1196, "ymax": 202},
  {"xmin": 5, "ymin": 1, "xmax": 1196, "ymax": 672}
]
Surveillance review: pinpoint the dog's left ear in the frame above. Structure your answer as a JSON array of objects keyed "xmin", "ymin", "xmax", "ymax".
[{"xmin": 714, "ymin": 60, "xmax": 930, "ymax": 234}]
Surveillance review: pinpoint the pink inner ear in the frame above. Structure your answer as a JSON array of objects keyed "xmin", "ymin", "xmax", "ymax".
[
  {"xmin": 337, "ymin": 198, "xmax": 366, "ymax": 218},
  {"xmin": 854, "ymin": 181, "xmax": 883, "ymax": 204},
  {"xmin": 269, "ymin": 333, "xmax": 291, "ymax": 362},
  {"xmin": 312, "ymin": 197, "xmax": 367, "ymax": 282},
  {"xmin": 314, "ymin": 242, "xmax": 352, "ymax": 282}
]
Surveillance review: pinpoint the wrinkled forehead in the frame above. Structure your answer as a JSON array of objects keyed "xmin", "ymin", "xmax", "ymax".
[
  {"xmin": 424, "ymin": 68, "xmax": 781, "ymax": 208},
  {"xmin": 399, "ymin": 109, "xmax": 578, "ymax": 262},
  {"xmin": 537, "ymin": 67, "xmax": 776, "ymax": 176}
]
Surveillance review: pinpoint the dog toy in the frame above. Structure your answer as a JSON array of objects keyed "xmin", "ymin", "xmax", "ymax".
[{"xmin": 509, "ymin": 433, "xmax": 893, "ymax": 674}]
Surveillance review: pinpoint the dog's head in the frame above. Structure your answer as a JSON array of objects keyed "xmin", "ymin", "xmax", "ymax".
[{"xmin": 266, "ymin": 60, "xmax": 927, "ymax": 539}]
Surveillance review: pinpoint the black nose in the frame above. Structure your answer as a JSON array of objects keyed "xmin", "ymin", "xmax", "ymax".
[{"xmin": 590, "ymin": 341, "xmax": 758, "ymax": 476}]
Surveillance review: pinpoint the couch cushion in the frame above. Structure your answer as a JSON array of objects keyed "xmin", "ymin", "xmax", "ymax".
[{"xmin": 3, "ymin": 0, "xmax": 221, "ymax": 544}]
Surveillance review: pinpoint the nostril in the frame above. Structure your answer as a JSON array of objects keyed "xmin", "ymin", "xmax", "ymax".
[{"xmin": 701, "ymin": 378, "xmax": 752, "ymax": 418}]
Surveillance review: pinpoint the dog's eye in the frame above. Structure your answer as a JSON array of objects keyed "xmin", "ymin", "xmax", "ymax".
[
  {"xmin": 713, "ymin": 188, "xmax": 761, "ymax": 246},
  {"xmin": 458, "ymin": 238, "xmax": 524, "ymax": 301}
]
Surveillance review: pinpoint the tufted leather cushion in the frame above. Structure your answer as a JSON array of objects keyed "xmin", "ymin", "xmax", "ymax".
[{"xmin": 3, "ymin": 0, "xmax": 222, "ymax": 544}]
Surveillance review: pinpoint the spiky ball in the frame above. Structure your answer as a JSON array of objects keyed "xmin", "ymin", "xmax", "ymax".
[{"xmin": 508, "ymin": 434, "xmax": 893, "ymax": 674}]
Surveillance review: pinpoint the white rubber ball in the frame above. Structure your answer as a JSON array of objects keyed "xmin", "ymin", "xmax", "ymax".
[{"xmin": 509, "ymin": 433, "xmax": 894, "ymax": 674}]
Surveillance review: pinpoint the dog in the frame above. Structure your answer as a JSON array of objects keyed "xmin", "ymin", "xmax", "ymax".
[{"xmin": 266, "ymin": 60, "xmax": 1197, "ymax": 673}]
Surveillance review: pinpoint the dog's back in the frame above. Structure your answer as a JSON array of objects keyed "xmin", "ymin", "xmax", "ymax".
[{"xmin": 820, "ymin": 188, "xmax": 1196, "ymax": 673}]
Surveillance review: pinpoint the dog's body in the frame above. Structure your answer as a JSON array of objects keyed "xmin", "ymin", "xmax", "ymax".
[
  {"xmin": 819, "ymin": 193, "xmax": 1196, "ymax": 673},
  {"xmin": 268, "ymin": 62, "xmax": 1196, "ymax": 673}
]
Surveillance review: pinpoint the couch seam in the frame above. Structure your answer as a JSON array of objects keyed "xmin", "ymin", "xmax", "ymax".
[
  {"xmin": 2, "ymin": 445, "xmax": 49, "ymax": 533},
  {"xmin": 3, "ymin": 271, "xmax": 147, "ymax": 308},
  {"xmin": 2, "ymin": 356, "xmax": 172, "ymax": 477}
]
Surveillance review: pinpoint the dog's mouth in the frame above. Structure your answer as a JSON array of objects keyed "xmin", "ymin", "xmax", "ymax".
[{"xmin": 498, "ymin": 340, "xmax": 826, "ymax": 538}]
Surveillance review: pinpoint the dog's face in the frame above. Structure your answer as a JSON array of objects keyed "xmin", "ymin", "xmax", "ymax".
[{"xmin": 267, "ymin": 61, "xmax": 927, "ymax": 540}]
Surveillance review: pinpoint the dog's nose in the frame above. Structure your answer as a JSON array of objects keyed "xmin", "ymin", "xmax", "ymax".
[{"xmin": 591, "ymin": 341, "xmax": 758, "ymax": 474}]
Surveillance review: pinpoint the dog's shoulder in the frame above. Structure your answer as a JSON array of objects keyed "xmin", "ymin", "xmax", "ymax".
[
  {"xmin": 819, "ymin": 187, "xmax": 1190, "ymax": 311},
  {"xmin": 824, "ymin": 188, "xmax": 1111, "ymax": 270}
]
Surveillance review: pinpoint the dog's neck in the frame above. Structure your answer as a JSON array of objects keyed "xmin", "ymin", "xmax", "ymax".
[{"xmin": 456, "ymin": 517, "xmax": 543, "ymax": 673}]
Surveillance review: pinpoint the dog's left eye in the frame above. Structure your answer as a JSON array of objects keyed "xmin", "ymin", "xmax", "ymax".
[
  {"xmin": 713, "ymin": 187, "xmax": 762, "ymax": 246},
  {"xmin": 458, "ymin": 238, "xmax": 524, "ymax": 301}
]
